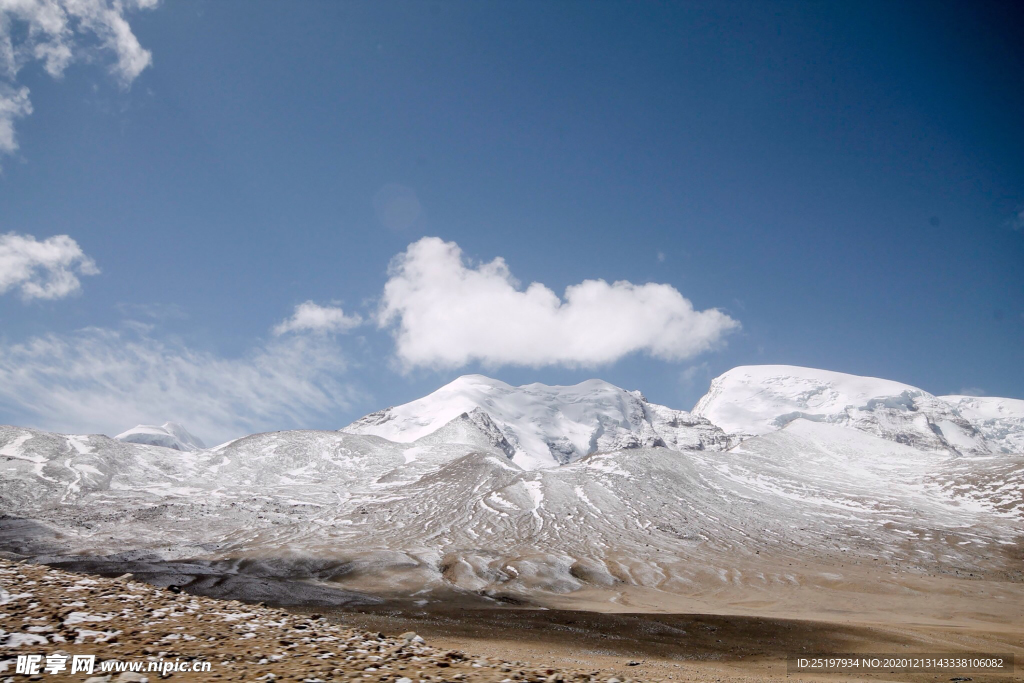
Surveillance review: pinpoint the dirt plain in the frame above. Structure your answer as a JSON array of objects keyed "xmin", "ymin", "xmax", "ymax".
[
  {"xmin": 2, "ymin": 558, "xmax": 1022, "ymax": 683},
  {"xmin": 326, "ymin": 586, "xmax": 1024, "ymax": 683}
]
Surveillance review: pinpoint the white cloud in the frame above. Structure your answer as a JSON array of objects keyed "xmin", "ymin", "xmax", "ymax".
[
  {"xmin": 378, "ymin": 237, "xmax": 741, "ymax": 370},
  {"xmin": 0, "ymin": 231, "xmax": 99, "ymax": 300},
  {"xmin": 0, "ymin": 83, "xmax": 31, "ymax": 154},
  {"xmin": 273, "ymin": 301, "xmax": 363, "ymax": 336},
  {"xmin": 0, "ymin": 325, "xmax": 358, "ymax": 444},
  {"xmin": 0, "ymin": 0, "xmax": 155, "ymax": 162}
]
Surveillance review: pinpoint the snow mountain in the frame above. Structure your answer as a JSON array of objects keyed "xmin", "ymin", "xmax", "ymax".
[
  {"xmin": 114, "ymin": 422, "xmax": 206, "ymax": 452},
  {"xmin": 0, "ymin": 365, "xmax": 1021, "ymax": 615},
  {"xmin": 693, "ymin": 365, "xmax": 994, "ymax": 455},
  {"xmin": 939, "ymin": 394, "xmax": 1024, "ymax": 455},
  {"xmin": 341, "ymin": 374, "xmax": 730, "ymax": 469}
]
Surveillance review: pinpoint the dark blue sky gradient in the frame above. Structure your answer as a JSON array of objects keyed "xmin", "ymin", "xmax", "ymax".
[{"xmin": 1, "ymin": 0, "xmax": 1021, "ymax": 426}]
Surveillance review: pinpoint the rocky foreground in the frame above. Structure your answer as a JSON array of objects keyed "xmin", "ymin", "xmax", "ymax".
[{"xmin": 0, "ymin": 559, "xmax": 634, "ymax": 682}]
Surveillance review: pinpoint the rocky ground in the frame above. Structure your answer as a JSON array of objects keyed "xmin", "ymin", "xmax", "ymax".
[{"xmin": 0, "ymin": 559, "xmax": 631, "ymax": 683}]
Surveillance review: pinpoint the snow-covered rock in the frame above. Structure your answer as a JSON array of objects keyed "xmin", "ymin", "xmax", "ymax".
[
  {"xmin": 341, "ymin": 375, "xmax": 729, "ymax": 469},
  {"xmin": 940, "ymin": 395, "xmax": 1024, "ymax": 455},
  {"xmin": 1, "ymin": 414, "xmax": 1020, "ymax": 604},
  {"xmin": 114, "ymin": 422, "xmax": 206, "ymax": 452},
  {"xmin": 692, "ymin": 365, "xmax": 987, "ymax": 455}
]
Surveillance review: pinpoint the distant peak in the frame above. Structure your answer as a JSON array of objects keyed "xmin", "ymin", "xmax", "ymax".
[
  {"xmin": 114, "ymin": 422, "xmax": 206, "ymax": 452},
  {"xmin": 445, "ymin": 375, "xmax": 626, "ymax": 393}
]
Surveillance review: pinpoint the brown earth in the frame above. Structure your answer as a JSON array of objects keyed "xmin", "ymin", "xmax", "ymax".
[
  {"xmin": 2, "ymin": 558, "xmax": 1022, "ymax": 683},
  {"xmin": 0, "ymin": 559, "xmax": 611, "ymax": 682},
  {"xmin": 325, "ymin": 594, "xmax": 1024, "ymax": 683}
]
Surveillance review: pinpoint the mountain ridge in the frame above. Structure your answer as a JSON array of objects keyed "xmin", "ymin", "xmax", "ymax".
[
  {"xmin": 340, "ymin": 374, "xmax": 730, "ymax": 469},
  {"xmin": 0, "ymin": 363, "xmax": 1021, "ymax": 613},
  {"xmin": 342, "ymin": 366, "xmax": 1023, "ymax": 468}
]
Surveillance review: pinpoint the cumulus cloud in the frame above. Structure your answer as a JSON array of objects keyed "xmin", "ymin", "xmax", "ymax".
[
  {"xmin": 274, "ymin": 301, "xmax": 363, "ymax": 336},
  {"xmin": 0, "ymin": 0, "xmax": 155, "ymax": 161},
  {"xmin": 378, "ymin": 237, "xmax": 740, "ymax": 370},
  {"xmin": 0, "ymin": 231, "xmax": 99, "ymax": 300},
  {"xmin": 0, "ymin": 325, "xmax": 357, "ymax": 444}
]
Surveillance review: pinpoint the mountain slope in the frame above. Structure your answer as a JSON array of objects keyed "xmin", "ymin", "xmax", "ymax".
[
  {"xmin": 341, "ymin": 374, "xmax": 729, "ymax": 469},
  {"xmin": 1, "ymin": 365, "xmax": 1021, "ymax": 618},
  {"xmin": 1, "ymin": 417, "xmax": 1019, "ymax": 612}
]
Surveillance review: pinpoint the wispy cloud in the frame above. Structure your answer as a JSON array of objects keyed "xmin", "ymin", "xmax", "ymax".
[
  {"xmin": 0, "ymin": 324, "xmax": 358, "ymax": 444},
  {"xmin": 378, "ymin": 237, "xmax": 740, "ymax": 370},
  {"xmin": 0, "ymin": 232, "xmax": 99, "ymax": 300},
  {"xmin": 680, "ymin": 362, "xmax": 711, "ymax": 390},
  {"xmin": 373, "ymin": 183, "xmax": 422, "ymax": 232},
  {"xmin": 274, "ymin": 301, "xmax": 362, "ymax": 336},
  {"xmin": 0, "ymin": 0, "xmax": 156, "ymax": 162},
  {"xmin": 0, "ymin": 83, "xmax": 31, "ymax": 155},
  {"xmin": 115, "ymin": 301, "xmax": 187, "ymax": 321},
  {"xmin": 1009, "ymin": 208, "xmax": 1024, "ymax": 232}
]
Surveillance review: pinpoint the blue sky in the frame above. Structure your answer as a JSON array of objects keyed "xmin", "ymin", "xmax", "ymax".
[{"xmin": 0, "ymin": 0, "xmax": 1022, "ymax": 444}]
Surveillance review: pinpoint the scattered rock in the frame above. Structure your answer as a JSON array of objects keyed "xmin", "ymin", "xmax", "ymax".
[{"xmin": 0, "ymin": 558, "xmax": 608, "ymax": 682}]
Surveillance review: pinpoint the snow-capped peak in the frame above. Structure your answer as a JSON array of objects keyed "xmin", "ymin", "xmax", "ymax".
[
  {"xmin": 114, "ymin": 422, "xmax": 206, "ymax": 452},
  {"xmin": 341, "ymin": 374, "xmax": 728, "ymax": 469},
  {"xmin": 692, "ymin": 365, "xmax": 987, "ymax": 454}
]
